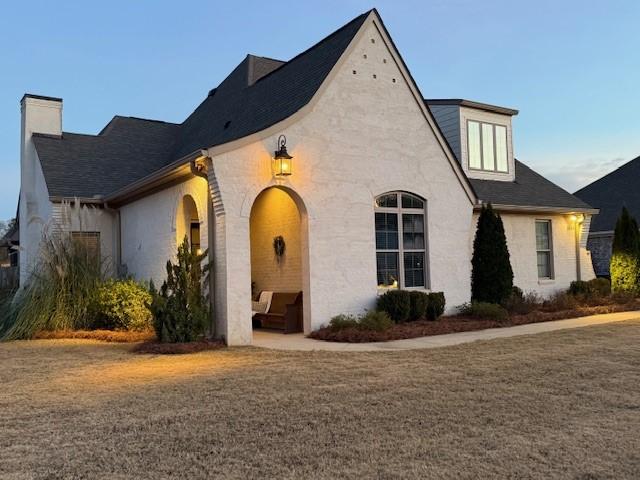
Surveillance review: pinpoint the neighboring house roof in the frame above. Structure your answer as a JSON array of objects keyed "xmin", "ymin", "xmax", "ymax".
[
  {"xmin": 425, "ymin": 99, "xmax": 519, "ymax": 116},
  {"xmin": 574, "ymin": 155, "xmax": 640, "ymax": 232},
  {"xmin": 470, "ymin": 160, "xmax": 595, "ymax": 212},
  {"xmin": 32, "ymin": 12, "xmax": 369, "ymax": 199}
]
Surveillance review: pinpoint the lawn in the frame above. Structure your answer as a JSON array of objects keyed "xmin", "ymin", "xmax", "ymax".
[{"xmin": 1, "ymin": 321, "xmax": 640, "ymax": 479}]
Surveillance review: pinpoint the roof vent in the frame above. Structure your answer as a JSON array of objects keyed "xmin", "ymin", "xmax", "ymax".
[
  {"xmin": 224, "ymin": 120, "xmax": 231, "ymax": 129},
  {"xmin": 208, "ymin": 88, "xmax": 217, "ymax": 98}
]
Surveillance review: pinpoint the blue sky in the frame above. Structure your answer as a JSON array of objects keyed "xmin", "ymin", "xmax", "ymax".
[{"xmin": 1, "ymin": 0, "xmax": 639, "ymax": 220}]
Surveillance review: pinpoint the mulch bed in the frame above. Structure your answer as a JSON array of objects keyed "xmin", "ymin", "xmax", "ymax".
[
  {"xmin": 34, "ymin": 329, "xmax": 156, "ymax": 343},
  {"xmin": 132, "ymin": 339, "xmax": 225, "ymax": 355},
  {"xmin": 309, "ymin": 301, "xmax": 640, "ymax": 343}
]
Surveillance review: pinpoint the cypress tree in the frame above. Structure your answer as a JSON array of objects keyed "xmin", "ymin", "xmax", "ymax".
[
  {"xmin": 610, "ymin": 206, "xmax": 640, "ymax": 294},
  {"xmin": 471, "ymin": 204, "xmax": 514, "ymax": 304}
]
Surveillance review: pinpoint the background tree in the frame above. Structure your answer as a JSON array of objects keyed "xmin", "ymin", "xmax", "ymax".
[
  {"xmin": 610, "ymin": 206, "xmax": 640, "ymax": 294},
  {"xmin": 471, "ymin": 204, "xmax": 514, "ymax": 304}
]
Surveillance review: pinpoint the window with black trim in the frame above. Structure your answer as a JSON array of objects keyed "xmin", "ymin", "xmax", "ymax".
[
  {"xmin": 467, "ymin": 120, "xmax": 508, "ymax": 172},
  {"xmin": 375, "ymin": 192, "xmax": 428, "ymax": 289}
]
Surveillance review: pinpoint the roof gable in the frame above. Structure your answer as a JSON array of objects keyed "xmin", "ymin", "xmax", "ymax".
[{"xmin": 574, "ymin": 155, "xmax": 640, "ymax": 231}]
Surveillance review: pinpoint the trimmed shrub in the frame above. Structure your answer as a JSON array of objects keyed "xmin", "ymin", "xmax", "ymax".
[
  {"xmin": 426, "ymin": 292, "xmax": 446, "ymax": 320},
  {"xmin": 587, "ymin": 278, "xmax": 611, "ymax": 297},
  {"xmin": 328, "ymin": 311, "xmax": 393, "ymax": 332},
  {"xmin": 409, "ymin": 291, "xmax": 429, "ymax": 321},
  {"xmin": 358, "ymin": 311, "xmax": 393, "ymax": 332},
  {"xmin": 471, "ymin": 204, "xmax": 514, "ymax": 304},
  {"xmin": 568, "ymin": 278, "xmax": 612, "ymax": 298},
  {"xmin": 459, "ymin": 302, "xmax": 508, "ymax": 322},
  {"xmin": 93, "ymin": 279, "xmax": 153, "ymax": 331},
  {"xmin": 568, "ymin": 280, "xmax": 591, "ymax": 296},
  {"xmin": 329, "ymin": 314, "xmax": 358, "ymax": 331},
  {"xmin": 376, "ymin": 289, "xmax": 411, "ymax": 323},
  {"xmin": 149, "ymin": 237, "xmax": 210, "ymax": 343},
  {"xmin": 610, "ymin": 207, "xmax": 640, "ymax": 294}
]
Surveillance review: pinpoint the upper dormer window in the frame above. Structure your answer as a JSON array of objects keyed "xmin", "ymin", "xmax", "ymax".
[{"xmin": 467, "ymin": 120, "xmax": 508, "ymax": 173}]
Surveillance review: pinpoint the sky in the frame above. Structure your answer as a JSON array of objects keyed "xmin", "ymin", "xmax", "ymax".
[{"xmin": 0, "ymin": 0, "xmax": 639, "ymax": 220}]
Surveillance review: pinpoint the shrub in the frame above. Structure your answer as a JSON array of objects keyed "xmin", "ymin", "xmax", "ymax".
[
  {"xmin": 0, "ymin": 230, "xmax": 104, "ymax": 340},
  {"xmin": 542, "ymin": 292, "xmax": 579, "ymax": 312},
  {"xmin": 503, "ymin": 288, "xmax": 542, "ymax": 315},
  {"xmin": 409, "ymin": 291, "xmax": 429, "ymax": 321},
  {"xmin": 610, "ymin": 207, "xmax": 640, "ymax": 294},
  {"xmin": 93, "ymin": 279, "xmax": 153, "ymax": 331},
  {"xmin": 459, "ymin": 302, "xmax": 508, "ymax": 322},
  {"xmin": 426, "ymin": 292, "xmax": 446, "ymax": 320},
  {"xmin": 471, "ymin": 204, "xmax": 514, "ymax": 304},
  {"xmin": 358, "ymin": 310, "xmax": 393, "ymax": 331},
  {"xmin": 587, "ymin": 278, "xmax": 611, "ymax": 297},
  {"xmin": 568, "ymin": 278, "xmax": 612, "ymax": 299},
  {"xmin": 149, "ymin": 237, "xmax": 210, "ymax": 343},
  {"xmin": 568, "ymin": 280, "xmax": 591, "ymax": 296},
  {"xmin": 329, "ymin": 314, "xmax": 358, "ymax": 331},
  {"xmin": 329, "ymin": 311, "xmax": 393, "ymax": 332},
  {"xmin": 376, "ymin": 289, "xmax": 411, "ymax": 323}
]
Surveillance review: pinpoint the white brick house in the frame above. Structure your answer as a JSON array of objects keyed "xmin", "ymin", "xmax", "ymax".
[{"xmin": 16, "ymin": 10, "xmax": 597, "ymax": 345}]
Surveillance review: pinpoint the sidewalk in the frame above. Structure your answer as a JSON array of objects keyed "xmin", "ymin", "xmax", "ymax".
[{"xmin": 252, "ymin": 310, "xmax": 640, "ymax": 352}]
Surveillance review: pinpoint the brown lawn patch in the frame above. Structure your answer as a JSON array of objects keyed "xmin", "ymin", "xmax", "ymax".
[
  {"xmin": 1, "ymin": 321, "xmax": 639, "ymax": 479},
  {"xmin": 132, "ymin": 339, "xmax": 225, "ymax": 355},
  {"xmin": 34, "ymin": 329, "xmax": 156, "ymax": 343}
]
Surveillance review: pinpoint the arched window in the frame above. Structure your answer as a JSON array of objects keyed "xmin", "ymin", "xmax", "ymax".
[{"xmin": 375, "ymin": 192, "xmax": 428, "ymax": 289}]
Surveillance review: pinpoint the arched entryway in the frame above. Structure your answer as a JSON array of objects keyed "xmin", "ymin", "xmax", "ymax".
[
  {"xmin": 249, "ymin": 186, "xmax": 310, "ymax": 335},
  {"xmin": 177, "ymin": 194, "xmax": 201, "ymax": 254}
]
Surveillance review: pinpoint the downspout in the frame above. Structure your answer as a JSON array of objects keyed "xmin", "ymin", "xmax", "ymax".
[
  {"xmin": 574, "ymin": 215, "xmax": 584, "ymax": 282},
  {"xmin": 190, "ymin": 154, "xmax": 216, "ymax": 338}
]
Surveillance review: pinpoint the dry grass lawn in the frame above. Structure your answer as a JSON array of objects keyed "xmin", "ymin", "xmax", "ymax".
[{"xmin": 1, "ymin": 321, "xmax": 640, "ymax": 479}]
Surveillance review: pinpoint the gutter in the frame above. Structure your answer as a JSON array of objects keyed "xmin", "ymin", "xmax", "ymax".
[
  {"xmin": 475, "ymin": 203, "xmax": 599, "ymax": 215},
  {"xmin": 104, "ymin": 149, "xmax": 207, "ymax": 203}
]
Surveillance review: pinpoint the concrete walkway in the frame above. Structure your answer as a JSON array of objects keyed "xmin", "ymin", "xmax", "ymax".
[{"xmin": 252, "ymin": 310, "xmax": 640, "ymax": 352}]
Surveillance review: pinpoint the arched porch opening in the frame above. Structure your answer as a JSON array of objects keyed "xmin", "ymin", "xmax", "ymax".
[{"xmin": 249, "ymin": 186, "xmax": 311, "ymax": 335}]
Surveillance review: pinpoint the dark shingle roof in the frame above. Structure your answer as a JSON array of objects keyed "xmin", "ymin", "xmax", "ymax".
[
  {"xmin": 470, "ymin": 160, "xmax": 594, "ymax": 211},
  {"xmin": 574, "ymin": 155, "xmax": 640, "ymax": 232},
  {"xmin": 33, "ymin": 11, "xmax": 369, "ymax": 199},
  {"xmin": 34, "ymin": 117, "xmax": 180, "ymax": 198}
]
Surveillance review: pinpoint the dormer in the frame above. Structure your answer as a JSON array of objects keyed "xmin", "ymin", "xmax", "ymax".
[{"xmin": 426, "ymin": 99, "xmax": 518, "ymax": 182}]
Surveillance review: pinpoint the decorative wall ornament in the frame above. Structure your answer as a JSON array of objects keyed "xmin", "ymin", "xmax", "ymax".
[{"xmin": 273, "ymin": 235, "xmax": 286, "ymax": 261}]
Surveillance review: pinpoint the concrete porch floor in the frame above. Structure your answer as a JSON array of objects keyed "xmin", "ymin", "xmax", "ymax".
[{"xmin": 251, "ymin": 310, "xmax": 640, "ymax": 351}]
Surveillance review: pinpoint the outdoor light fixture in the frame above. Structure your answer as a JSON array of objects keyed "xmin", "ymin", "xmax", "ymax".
[{"xmin": 273, "ymin": 135, "xmax": 293, "ymax": 177}]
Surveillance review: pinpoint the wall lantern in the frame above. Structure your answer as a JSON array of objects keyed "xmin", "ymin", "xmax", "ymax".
[{"xmin": 273, "ymin": 135, "xmax": 293, "ymax": 177}]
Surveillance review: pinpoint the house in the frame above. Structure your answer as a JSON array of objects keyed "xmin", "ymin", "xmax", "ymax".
[
  {"xmin": 16, "ymin": 9, "xmax": 597, "ymax": 345},
  {"xmin": 574, "ymin": 155, "xmax": 640, "ymax": 277}
]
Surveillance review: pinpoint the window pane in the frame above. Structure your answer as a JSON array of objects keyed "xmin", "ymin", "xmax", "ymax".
[
  {"xmin": 495, "ymin": 125, "xmax": 508, "ymax": 172},
  {"xmin": 535, "ymin": 221, "xmax": 550, "ymax": 250},
  {"xmin": 537, "ymin": 252, "xmax": 551, "ymax": 278},
  {"xmin": 375, "ymin": 212, "xmax": 398, "ymax": 250},
  {"xmin": 377, "ymin": 252, "xmax": 399, "ymax": 287},
  {"xmin": 482, "ymin": 123, "xmax": 495, "ymax": 170},
  {"xmin": 401, "ymin": 194, "xmax": 424, "ymax": 209},
  {"xmin": 403, "ymin": 252, "xmax": 425, "ymax": 288},
  {"xmin": 402, "ymin": 214, "xmax": 425, "ymax": 250},
  {"xmin": 375, "ymin": 193, "xmax": 397, "ymax": 208},
  {"xmin": 468, "ymin": 121, "xmax": 481, "ymax": 169}
]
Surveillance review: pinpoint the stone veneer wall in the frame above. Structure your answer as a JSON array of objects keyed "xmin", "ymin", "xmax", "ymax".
[{"xmin": 587, "ymin": 234, "xmax": 613, "ymax": 277}]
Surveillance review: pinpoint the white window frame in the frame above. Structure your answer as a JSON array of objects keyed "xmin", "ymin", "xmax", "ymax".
[
  {"xmin": 535, "ymin": 219, "xmax": 554, "ymax": 279},
  {"xmin": 467, "ymin": 120, "xmax": 509, "ymax": 173},
  {"xmin": 374, "ymin": 192, "xmax": 429, "ymax": 290}
]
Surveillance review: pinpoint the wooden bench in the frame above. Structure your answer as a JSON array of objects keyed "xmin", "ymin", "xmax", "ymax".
[{"xmin": 253, "ymin": 291, "xmax": 302, "ymax": 333}]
